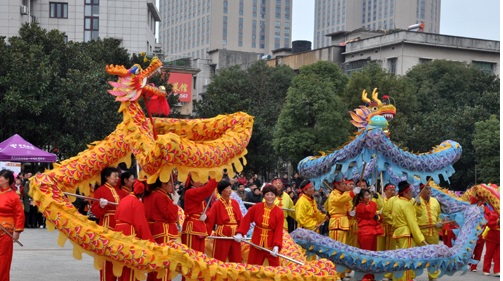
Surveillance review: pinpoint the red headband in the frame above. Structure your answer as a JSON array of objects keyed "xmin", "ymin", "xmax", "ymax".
[
  {"xmin": 302, "ymin": 182, "xmax": 313, "ymax": 191},
  {"xmin": 272, "ymin": 178, "xmax": 282, "ymax": 184},
  {"xmin": 398, "ymin": 186, "xmax": 411, "ymax": 195},
  {"xmin": 385, "ymin": 184, "xmax": 396, "ymax": 191}
]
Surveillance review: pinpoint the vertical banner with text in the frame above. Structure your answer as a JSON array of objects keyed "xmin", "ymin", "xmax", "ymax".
[{"xmin": 168, "ymin": 72, "xmax": 192, "ymax": 102}]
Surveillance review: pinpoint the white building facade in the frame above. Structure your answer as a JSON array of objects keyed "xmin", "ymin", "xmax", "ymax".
[
  {"xmin": 314, "ymin": 0, "xmax": 441, "ymax": 48},
  {"xmin": 158, "ymin": 0, "xmax": 293, "ymax": 60},
  {"xmin": 0, "ymin": 0, "xmax": 160, "ymax": 55}
]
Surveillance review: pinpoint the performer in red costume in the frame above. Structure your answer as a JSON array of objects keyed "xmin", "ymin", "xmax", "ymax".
[
  {"xmin": 469, "ymin": 203, "xmax": 491, "ymax": 271},
  {"xmin": 355, "ymin": 189, "xmax": 383, "ymax": 281},
  {"xmin": 0, "ymin": 169, "xmax": 25, "ymax": 281},
  {"xmin": 115, "ymin": 180, "xmax": 154, "ymax": 281},
  {"xmin": 91, "ymin": 167, "xmax": 129, "ymax": 281},
  {"xmin": 206, "ymin": 179, "xmax": 243, "ymax": 262},
  {"xmin": 181, "ymin": 174, "xmax": 217, "ymax": 253},
  {"xmin": 143, "ymin": 176, "xmax": 180, "ymax": 281},
  {"xmin": 234, "ymin": 184, "xmax": 284, "ymax": 266},
  {"xmin": 482, "ymin": 209, "xmax": 500, "ymax": 277}
]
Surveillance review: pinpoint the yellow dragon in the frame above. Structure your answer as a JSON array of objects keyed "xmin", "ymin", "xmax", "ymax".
[{"xmin": 29, "ymin": 58, "xmax": 339, "ymax": 280}]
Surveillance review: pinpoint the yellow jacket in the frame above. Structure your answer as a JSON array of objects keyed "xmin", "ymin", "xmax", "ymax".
[
  {"xmin": 414, "ymin": 196, "xmax": 441, "ymax": 237},
  {"xmin": 327, "ymin": 189, "xmax": 355, "ymax": 230},
  {"xmin": 295, "ymin": 194, "xmax": 326, "ymax": 230},
  {"xmin": 392, "ymin": 196, "xmax": 425, "ymax": 245},
  {"xmin": 381, "ymin": 196, "xmax": 396, "ymax": 236},
  {"xmin": 373, "ymin": 193, "xmax": 384, "ymax": 211}
]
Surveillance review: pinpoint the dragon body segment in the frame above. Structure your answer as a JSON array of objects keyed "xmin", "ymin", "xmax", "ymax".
[
  {"xmin": 294, "ymin": 88, "xmax": 499, "ymax": 278},
  {"xmin": 29, "ymin": 59, "xmax": 340, "ymax": 280},
  {"xmin": 291, "ymin": 183, "xmax": 499, "ymax": 279}
]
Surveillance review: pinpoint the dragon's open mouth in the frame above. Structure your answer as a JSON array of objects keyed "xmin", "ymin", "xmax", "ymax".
[{"xmin": 382, "ymin": 113, "xmax": 394, "ymax": 121}]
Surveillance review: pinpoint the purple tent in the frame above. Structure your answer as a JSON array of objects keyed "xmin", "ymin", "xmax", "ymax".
[{"xmin": 0, "ymin": 134, "xmax": 57, "ymax": 162}]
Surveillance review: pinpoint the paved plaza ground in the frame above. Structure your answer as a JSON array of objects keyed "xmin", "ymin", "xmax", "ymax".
[{"xmin": 11, "ymin": 228, "xmax": 498, "ymax": 281}]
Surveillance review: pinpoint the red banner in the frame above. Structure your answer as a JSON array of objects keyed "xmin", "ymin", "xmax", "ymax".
[{"xmin": 168, "ymin": 72, "xmax": 192, "ymax": 102}]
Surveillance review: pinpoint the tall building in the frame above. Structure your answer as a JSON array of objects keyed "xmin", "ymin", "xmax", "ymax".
[
  {"xmin": 158, "ymin": 0, "xmax": 292, "ymax": 60},
  {"xmin": 0, "ymin": 0, "xmax": 160, "ymax": 54},
  {"xmin": 314, "ymin": 0, "xmax": 441, "ymax": 48}
]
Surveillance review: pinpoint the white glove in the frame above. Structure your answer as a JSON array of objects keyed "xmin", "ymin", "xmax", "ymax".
[
  {"xmin": 414, "ymin": 197, "xmax": 421, "ymax": 205},
  {"xmin": 199, "ymin": 213, "xmax": 207, "ymax": 222},
  {"xmin": 233, "ymin": 233, "xmax": 243, "ymax": 243},
  {"xmin": 435, "ymin": 222, "xmax": 443, "ymax": 228},
  {"xmin": 369, "ymin": 185, "xmax": 376, "ymax": 192},
  {"xmin": 271, "ymin": 246, "xmax": 279, "ymax": 257},
  {"xmin": 353, "ymin": 186, "xmax": 361, "ymax": 195},
  {"xmin": 99, "ymin": 198, "xmax": 109, "ymax": 208},
  {"xmin": 349, "ymin": 210, "xmax": 356, "ymax": 217}
]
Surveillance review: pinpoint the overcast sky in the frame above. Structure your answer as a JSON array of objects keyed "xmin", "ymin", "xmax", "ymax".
[{"xmin": 292, "ymin": 0, "xmax": 501, "ymax": 42}]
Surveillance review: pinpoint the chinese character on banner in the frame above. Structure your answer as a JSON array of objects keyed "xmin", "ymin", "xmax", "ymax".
[{"xmin": 168, "ymin": 72, "xmax": 192, "ymax": 102}]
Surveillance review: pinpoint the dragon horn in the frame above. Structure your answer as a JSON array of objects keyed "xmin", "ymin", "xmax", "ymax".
[
  {"xmin": 371, "ymin": 88, "xmax": 383, "ymax": 107},
  {"xmin": 362, "ymin": 89, "xmax": 371, "ymax": 103},
  {"xmin": 106, "ymin": 64, "xmax": 129, "ymax": 77}
]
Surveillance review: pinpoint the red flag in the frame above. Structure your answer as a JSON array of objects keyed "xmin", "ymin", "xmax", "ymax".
[{"xmin": 145, "ymin": 94, "xmax": 170, "ymax": 116}]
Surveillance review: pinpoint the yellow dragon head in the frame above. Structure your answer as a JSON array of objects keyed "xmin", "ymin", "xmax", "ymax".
[
  {"xmin": 349, "ymin": 88, "xmax": 396, "ymax": 131},
  {"xmin": 105, "ymin": 57, "xmax": 167, "ymax": 101}
]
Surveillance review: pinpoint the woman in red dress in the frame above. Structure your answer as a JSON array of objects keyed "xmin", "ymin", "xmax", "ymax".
[
  {"xmin": 206, "ymin": 179, "xmax": 243, "ymax": 262},
  {"xmin": 0, "ymin": 169, "xmax": 24, "ymax": 281},
  {"xmin": 355, "ymin": 189, "xmax": 383, "ymax": 281},
  {"xmin": 234, "ymin": 184, "xmax": 284, "ymax": 266},
  {"xmin": 91, "ymin": 167, "xmax": 129, "ymax": 281},
  {"xmin": 143, "ymin": 176, "xmax": 180, "ymax": 281}
]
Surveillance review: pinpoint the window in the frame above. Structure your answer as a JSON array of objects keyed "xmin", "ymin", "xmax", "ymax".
[
  {"xmin": 419, "ymin": 58, "xmax": 432, "ymax": 64},
  {"xmin": 50, "ymin": 2, "xmax": 68, "ymax": 18},
  {"xmin": 84, "ymin": 0, "xmax": 99, "ymax": 42},
  {"xmin": 388, "ymin": 57, "xmax": 397, "ymax": 74},
  {"xmin": 223, "ymin": 16, "xmax": 228, "ymax": 42},
  {"xmin": 238, "ymin": 18, "xmax": 243, "ymax": 46},
  {"xmin": 472, "ymin": 61, "xmax": 495, "ymax": 75}
]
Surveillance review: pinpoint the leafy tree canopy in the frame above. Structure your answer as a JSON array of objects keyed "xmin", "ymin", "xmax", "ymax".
[
  {"xmin": 393, "ymin": 60, "xmax": 500, "ymax": 189},
  {"xmin": 195, "ymin": 60, "xmax": 296, "ymax": 176},
  {"xmin": 472, "ymin": 115, "xmax": 500, "ymax": 185},
  {"xmin": 273, "ymin": 61, "xmax": 350, "ymax": 167}
]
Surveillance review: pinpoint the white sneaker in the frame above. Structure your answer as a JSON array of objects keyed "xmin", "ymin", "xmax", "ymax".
[
  {"xmin": 483, "ymin": 272, "xmax": 490, "ymax": 276},
  {"xmin": 494, "ymin": 273, "xmax": 500, "ymax": 277}
]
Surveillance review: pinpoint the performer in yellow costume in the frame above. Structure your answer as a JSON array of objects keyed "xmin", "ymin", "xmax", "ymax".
[
  {"xmin": 391, "ymin": 181, "xmax": 426, "ymax": 281},
  {"xmin": 414, "ymin": 184, "xmax": 442, "ymax": 281},
  {"xmin": 294, "ymin": 180, "xmax": 327, "ymax": 232},
  {"xmin": 379, "ymin": 183, "xmax": 397, "ymax": 251},
  {"xmin": 327, "ymin": 179, "xmax": 359, "ymax": 243},
  {"xmin": 271, "ymin": 178, "xmax": 296, "ymax": 230}
]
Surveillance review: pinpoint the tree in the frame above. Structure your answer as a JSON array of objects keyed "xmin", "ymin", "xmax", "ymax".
[
  {"xmin": 392, "ymin": 60, "xmax": 500, "ymax": 189},
  {"xmin": 273, "ymin": 61, "xmax": 350, "ymax": 167},
  {"xmin": 0, "ymin": 23, "xmax": 133, "ymax": 159},
  {"xmin": 472, "ymin": 115, "xmax": 500, "ymax": 185},
  {"xmin": 195, "ymin": 61, "xmax": 296, "ymax": 177}
]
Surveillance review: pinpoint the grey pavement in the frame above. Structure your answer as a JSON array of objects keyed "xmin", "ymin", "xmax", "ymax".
[{"xmin": 11, "ymin": 228, "xmax": 498, "ymax": 281}]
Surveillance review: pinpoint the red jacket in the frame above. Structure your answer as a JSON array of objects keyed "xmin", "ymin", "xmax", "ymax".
[
  {"xmin": 356, "ymin": 201, "xmax": 383, "ymax": 236},
  {"xmin": 484, "ymin": 210, "xmax": 500, "ymax": 244},
  {"xmin": 237, "ymin": 202, "xmax": 284, "ymax": 250},
  {"xmin": 182, "ymin": 179, "xmax": 217, "ymax": 236},
  {"xmin": 143, "ymin": 189, "xmax": 180, "ymax": 240},
  {"xmin": 91, "ymin": 183, "xmax": 128, "ymax": 229},
  {"xmin": 115, "ymin": 194, "xmax": 154, "ymax": 242},
  {"xmin": 206, "ymin": 197, "xmax": 242, "ymax": 236}
]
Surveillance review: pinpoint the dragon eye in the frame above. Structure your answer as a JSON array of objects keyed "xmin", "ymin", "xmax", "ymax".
[
  {"xmin": 134, "ymin": 68, "xmax": 140, "ymax": 75},
  {"xmin": 371, "ymin": 106, "xmax": 378, "ymax": 111}
]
